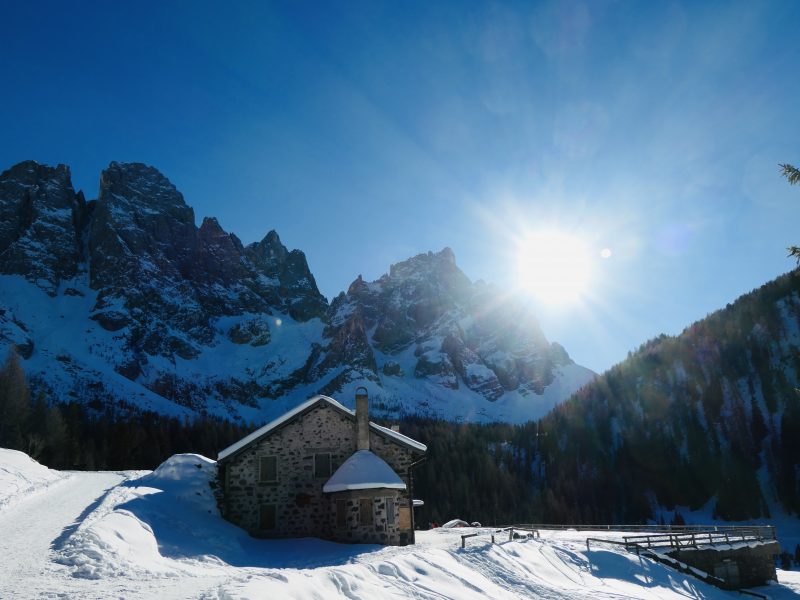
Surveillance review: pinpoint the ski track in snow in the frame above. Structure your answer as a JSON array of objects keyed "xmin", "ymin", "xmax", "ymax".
[
  {"xmin": 0, "ymin": 471, "xmax": 224, "ymax": 599},
  {"xmin": 0, "ymin": 471, "xmax": 119, "ymax": 598}
]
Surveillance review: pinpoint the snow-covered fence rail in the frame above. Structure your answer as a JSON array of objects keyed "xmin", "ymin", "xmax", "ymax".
[
  {"xmin": 515, "ymin": 523, "xmax": 772, "ymax": 534},
  {"xmin": 585, "ymin": 538, "xmax": 630, "ymax": 551},
  {"xmin": 622, "ymin": 526, "xmax": 776, "ymax": 553}
]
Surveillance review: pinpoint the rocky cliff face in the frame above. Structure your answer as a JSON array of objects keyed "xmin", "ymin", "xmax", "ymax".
[
  {"xmin": 0, "ymin": 160, "xmax": 594, "ymax": 423},
  {"xmin": 303, "ymin": 248, "xmax": 578, "ymax": 406},
  {"xmin": 0, "ymin": 161, "xmax": 86, "ymax": 294}
]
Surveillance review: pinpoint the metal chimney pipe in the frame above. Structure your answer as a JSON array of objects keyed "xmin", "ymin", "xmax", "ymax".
[{"xmin": 355, "ymin": 386, "xmax": 369, "ymax": 451}]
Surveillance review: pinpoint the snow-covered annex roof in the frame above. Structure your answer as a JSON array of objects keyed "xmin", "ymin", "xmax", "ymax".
[
  {"xmin": 322, "ymin": 450, "xmax": 406, "ymax": 493},
  {"xmin": 217, "ymin": 395, "xmax": 427, "ymax": 461}
]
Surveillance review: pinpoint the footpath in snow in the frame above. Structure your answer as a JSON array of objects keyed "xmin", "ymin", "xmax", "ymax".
[{"xmin": 2, "ymin": 449, "xmax": 800, "ymax": 599}]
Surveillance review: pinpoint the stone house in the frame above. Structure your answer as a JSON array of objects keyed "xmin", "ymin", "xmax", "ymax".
[{"xmin": 216, "ymin": 389, "xmax": 427, "ymax": 545}]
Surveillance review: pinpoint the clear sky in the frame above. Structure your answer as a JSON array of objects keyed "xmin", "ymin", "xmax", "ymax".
[{"xmin": 1, "ymin": 1, "xmax": 799, "ymax": 374}]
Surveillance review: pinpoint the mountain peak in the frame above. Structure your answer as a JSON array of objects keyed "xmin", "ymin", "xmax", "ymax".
[
  {"xmin": 263, "ymin": 230, "xmax": 281, "ymax": 245},
  {"xmin": 388, "ymin": 247, "xmax": 463, "ymax": 281},
  {"xmin": 99, "ymin": 162, "xmax": 187, "ymax": 211},
  {"xmin": 2, "ymin": 160, "xmax": 71, "ymax": 183}
]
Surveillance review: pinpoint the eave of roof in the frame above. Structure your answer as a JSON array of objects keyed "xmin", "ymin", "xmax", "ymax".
[{"xmin": 217, "ymin": 395, "xmax": 427, "ymax": 461}]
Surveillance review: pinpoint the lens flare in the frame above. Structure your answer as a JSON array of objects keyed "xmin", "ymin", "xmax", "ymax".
[{"xmin": 516, "ymin": 231, "xmax": 592, "ymax": 305}]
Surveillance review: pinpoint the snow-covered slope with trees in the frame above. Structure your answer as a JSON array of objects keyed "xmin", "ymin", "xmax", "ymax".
[
  {"xmin": 3, "ymin": 449, "xmax": 799, "ymax": 599},
  {"xmin": 0, "ymin": 160, "xmax": 594, "ymax": 424},
  {"xmin": 535, "ymin": 270, "xmax": 800, "ymax": 523}
]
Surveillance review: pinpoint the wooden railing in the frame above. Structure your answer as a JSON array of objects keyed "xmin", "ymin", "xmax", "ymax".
[
  {"xmin": 621, "ymin": 526, "xmax": 776, "ymax": 553},
  {"xmin": 460, "ymin": 526, "xmax": 540, "ymax": 548},
  {"xmin": 515, "ymin": 523, "xmax": 774, "ymax": 534}
]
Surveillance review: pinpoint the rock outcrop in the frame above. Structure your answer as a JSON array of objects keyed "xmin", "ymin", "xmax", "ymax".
[{"xmin": 0, "ymin": 161, "xmax": 86, "ymax": 294}]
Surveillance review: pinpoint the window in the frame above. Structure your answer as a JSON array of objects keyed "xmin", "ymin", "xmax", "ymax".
[
  {"xmin": 336, "ymin": 498, "xmax": 347, "ymax": 527},
  {"xmin": 259, "ymin": 504, "xmax": 276, "ymax": 530},
  {"xmin": 359, "ymin": 498, "xmax": 373, "ymax": 526},
  {"xmin": 386, "ymin": 497, "xmax": 395, "ymax": 525},
  {"xmin": 314, "ymin": 453, "xmax": 331, "ymax": 478},
  {"xmin": 259, "ymin": 456, "xmax": 277, "ymax": 483}
]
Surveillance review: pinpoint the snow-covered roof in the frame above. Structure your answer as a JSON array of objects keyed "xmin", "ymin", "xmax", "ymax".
[
  {"xmin": 322, "ymin": 450, "xmax": 406, "ymax": 493},
  {"xmin": 217, "ymin": 395, "xmax": 427, "ymax": 461}
]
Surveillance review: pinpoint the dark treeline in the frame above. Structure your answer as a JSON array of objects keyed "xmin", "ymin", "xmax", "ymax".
[
  {"xmin": 0, "ymin": 350, "xmax": 249, "ymax": 470},
  {"xmin": 399, "ymin": 417, "xmax": 543, "ymax": 526}
]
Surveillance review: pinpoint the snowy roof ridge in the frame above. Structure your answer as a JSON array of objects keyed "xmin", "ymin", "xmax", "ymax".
[
  {"xmin": 217, "ymin": 395, "xmax": 426, "ymax": 461},
  {"xmin": 322, "ymin": 449, "xmax": 406, "ymax": 493}
]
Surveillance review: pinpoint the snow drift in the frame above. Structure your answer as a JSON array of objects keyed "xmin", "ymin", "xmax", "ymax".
[{"xmin": 0, "ymin": 447, "xmax": 66, "ymax": 510}]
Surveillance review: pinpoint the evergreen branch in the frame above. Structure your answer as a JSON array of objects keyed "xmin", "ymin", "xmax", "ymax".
[{"xmin": 780, "ymin": 163, "xmax": 800, "ymax": 185}]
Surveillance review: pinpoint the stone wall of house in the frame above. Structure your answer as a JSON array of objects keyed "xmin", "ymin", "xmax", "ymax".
[
  {"xmin": 219, "ymin": 402, "xmax": 419, "ymax": 542},
  {"xmin": 327, "ymin": 488, "xmax": 405, "ymax": 545}
]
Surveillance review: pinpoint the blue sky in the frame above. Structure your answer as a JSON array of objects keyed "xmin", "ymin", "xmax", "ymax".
[{"xmin": 1, "ymin": 1, "xmax": 799, "ymax": 373}]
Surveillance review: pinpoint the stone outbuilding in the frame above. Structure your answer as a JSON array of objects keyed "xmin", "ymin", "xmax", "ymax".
[{"xmin": 216, "ymin": 389, "xmax": 426, "ymax": 545}]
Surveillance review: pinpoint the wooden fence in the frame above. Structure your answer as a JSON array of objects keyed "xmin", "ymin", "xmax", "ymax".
[{"xmin": 461, "ymin": 526, "xmax": 540, "ymax": 548}]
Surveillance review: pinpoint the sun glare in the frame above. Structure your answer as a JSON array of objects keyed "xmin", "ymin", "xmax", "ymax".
[{"xmin": 516, "ymin": 231, "xmax": 592, "ymax": 305}]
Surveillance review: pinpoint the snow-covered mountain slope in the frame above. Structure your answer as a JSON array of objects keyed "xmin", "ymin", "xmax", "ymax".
[
  {"xmin": 0, "ymin": 160, "xmax": 594, "ymax": 424},
  {"xmin": 3, "ymin": 449, "xmax": 798, "ymax": 599}
]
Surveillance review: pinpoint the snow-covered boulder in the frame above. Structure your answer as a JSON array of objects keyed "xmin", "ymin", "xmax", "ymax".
[
  {"xmin": 138, "ymin": 453, "xmax": 218, "ymax": 514},
  {"xmin": 441, "ymin": 519, "xmax": 470, "ymax": 528}
]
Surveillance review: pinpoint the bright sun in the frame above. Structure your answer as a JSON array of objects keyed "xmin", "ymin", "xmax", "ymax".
[{"xmin": 516, "ymin": 231, "xmax": 592, "ymax": 305}]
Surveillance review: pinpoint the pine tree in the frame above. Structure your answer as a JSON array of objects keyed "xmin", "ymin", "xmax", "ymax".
[
  {"xmin": 0, "ymin": 349, "xmax": 31, "ymax": 450},
  {"xmin": 782, "ymin": 163, "xmax": 800, "ymax": 262}
]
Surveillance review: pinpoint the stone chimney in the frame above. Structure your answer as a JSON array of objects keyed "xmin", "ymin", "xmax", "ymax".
[{"xmin": 355, "ymin": 386, "xmax": 369, "ymax": 451}]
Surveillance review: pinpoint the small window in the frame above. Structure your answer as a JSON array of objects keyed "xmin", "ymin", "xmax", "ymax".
[
  {"xmin": 314, "ymin": 453, "xmax": 331, "ymax": 478},
  {"xmin": 336, "ymin": 498, "xmax": 347, "ymax": 527},
  {"xmin": 386, "ymin": 497, "xmax": 395, "ymax": 525},
  {"xmin": 259, "ymin": 456, "xmax": 277, "ymax": 482},
  {"xmin": 359, "ymin": 498, "xmax": 373, "ymax": 526},
  {"xmin": 259, "ymin": 504, "xmax": 276, "ymax": 530}
]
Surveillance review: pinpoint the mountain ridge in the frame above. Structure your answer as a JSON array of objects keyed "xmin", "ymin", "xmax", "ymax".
[{"xmin": 0, "ymin": 160, "xmax": 595, "ymax": 423}]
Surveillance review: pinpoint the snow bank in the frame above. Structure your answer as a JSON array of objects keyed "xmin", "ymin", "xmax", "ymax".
[
  {"xmin": 0, "ymin": 448, "xmax": 66, "ymax": 510},
  {"xmin": 221, "ymin": 529, "xmax": 743, "ymax": 600},
  {"xmin": 56, "ymin": 453, "xmax": 224, "ymax": 579}
]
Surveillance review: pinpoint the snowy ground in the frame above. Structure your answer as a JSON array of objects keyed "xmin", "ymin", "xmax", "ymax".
[{"xmin": 1, "ymin": 450, "xmax": 799, "ymax": 599}]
